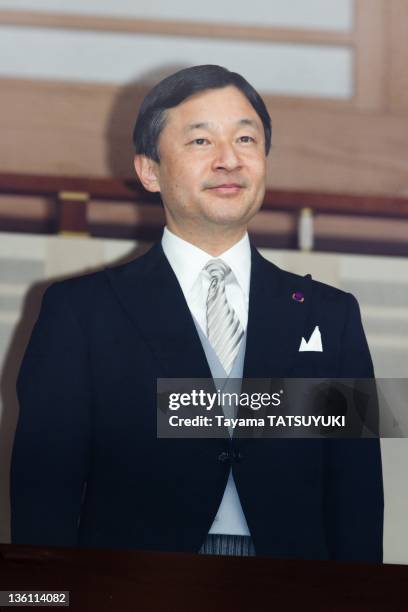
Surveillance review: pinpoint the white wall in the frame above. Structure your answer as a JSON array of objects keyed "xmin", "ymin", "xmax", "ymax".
[
  {"xmin": 0, "ymin": 0, "xmax": 355, "ymax": 98},
  {"xmin": 0, "ymin": 0, "xmax": 354, "ymax": 31},
  {"xmin": 0, "ymin": 27, "xmax": 353, "ymax": 98}
]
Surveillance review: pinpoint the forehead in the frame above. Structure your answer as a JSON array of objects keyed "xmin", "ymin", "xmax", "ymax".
[{"xmin": 165, "ymin": 85, "xmax": 261, "ymax": 129}]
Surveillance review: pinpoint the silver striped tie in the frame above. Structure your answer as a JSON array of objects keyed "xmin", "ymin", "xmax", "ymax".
[{"xmin": 205, "ymin": 259, "xmax": 244, "ymax": 375}]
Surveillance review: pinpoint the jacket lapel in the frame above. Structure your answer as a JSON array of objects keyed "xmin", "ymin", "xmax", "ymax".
[
  {"xmin": 105, "ymin": 241, "xmax": 312, "ymax": 382},
  {"xmin": 105, "ymin": 242, "xmax": 212, "ymax": 379},
  {"xmin": 243, "ymin": 246, "xmax": 312, "ymax": 378}
]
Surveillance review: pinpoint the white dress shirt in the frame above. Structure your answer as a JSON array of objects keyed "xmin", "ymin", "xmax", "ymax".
[
  {"xmin": 161, "ymin": 226, "xmax": 251, "ymax": 536},
  {"xmin": 161, "ymin": 227, "xmax": 250, "ymax": 337}
]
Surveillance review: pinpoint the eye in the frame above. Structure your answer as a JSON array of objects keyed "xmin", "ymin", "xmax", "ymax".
[
  {"xmin": 238, "ymin": 135, "xmax": 255, "ymax": 143},
  {"xmin": 191, "ymin": 138, "xmax": 210, "ymax": 145}
]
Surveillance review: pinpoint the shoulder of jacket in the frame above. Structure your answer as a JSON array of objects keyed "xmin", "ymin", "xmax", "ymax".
[
  {"xmin": 307, "ymin": 275, "xmax": 351, "ymax": 303},
  {"xmin": 43, "ymin": 268, "xmax": 109, "ymax": 308},
  {"xmin": 272, "ymin": 262, "xmax": 354, "ymax": 306}
]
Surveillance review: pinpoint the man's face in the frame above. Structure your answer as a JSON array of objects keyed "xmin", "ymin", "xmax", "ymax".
[{"xmin": 136, "ymin": 85, "xmax": 267, "ymax": 236}]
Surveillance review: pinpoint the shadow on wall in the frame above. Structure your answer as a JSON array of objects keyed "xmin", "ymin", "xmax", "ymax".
[
  {"xmin": 0, "ymin": 63, "xmax": 189, "ymax": 543},
  {"xmin": 105, "ymin": 64, "xmax": 188, "ymax": 177}
]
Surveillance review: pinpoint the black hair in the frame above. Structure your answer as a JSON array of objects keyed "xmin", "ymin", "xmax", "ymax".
[{"xmin": 133, "ymin": 64, "xmax": 271, "ymax": 162}]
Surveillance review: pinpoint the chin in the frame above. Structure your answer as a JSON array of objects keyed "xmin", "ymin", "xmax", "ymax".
[
  {"xmin": 206, "ymin": 213, "xmax": 250, "ymax": 227},
  {"xmin": 206, "ymin": 205, "xmax": 255, "ymax": 226}
]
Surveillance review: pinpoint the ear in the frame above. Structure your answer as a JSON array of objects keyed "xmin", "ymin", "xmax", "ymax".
[{"xmin": 134, "ymin": 155, "xmax": 161, "ymax": 193}]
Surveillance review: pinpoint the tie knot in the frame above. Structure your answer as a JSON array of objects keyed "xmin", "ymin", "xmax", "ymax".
[{"xmin": 204, "ymin": 259, "xmax": 230, "ymax": 282}]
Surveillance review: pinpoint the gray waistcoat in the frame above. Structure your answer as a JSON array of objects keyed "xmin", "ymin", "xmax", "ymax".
[{"xmin": 192, "ymin": 318, "xmax": 251, "ymax": 535}]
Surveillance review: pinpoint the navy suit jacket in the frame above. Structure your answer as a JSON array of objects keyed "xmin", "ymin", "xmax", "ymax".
[{"xmin": 10, "ymin": 242, "xmax": 384, "ymax": 561}]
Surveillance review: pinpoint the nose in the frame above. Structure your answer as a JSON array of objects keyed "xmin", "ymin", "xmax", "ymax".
[{"xmin": 212, "ymin": 141, "xmax": 242, "ymax": 172}]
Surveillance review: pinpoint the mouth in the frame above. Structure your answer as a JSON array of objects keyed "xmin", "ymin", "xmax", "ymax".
[{"xmin": 206, "ymin": 183, "xmax": 245, "ymax": 195}]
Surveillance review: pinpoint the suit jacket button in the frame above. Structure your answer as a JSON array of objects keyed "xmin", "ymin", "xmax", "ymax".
[{"xmin": 218, "ymin": 451, "xmax": 230, "ymax": 464}]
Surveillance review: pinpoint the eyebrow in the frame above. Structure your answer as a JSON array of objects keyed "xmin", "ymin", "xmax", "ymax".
[
  {"xmin": 186, "ymin": 122, "xmax": 211, "ymax": 132},
  {"xmin": 185, "ymin": 118, "xmax": 260, "ymax": 132},
  {"xmin": 237, "ymin": 118, "xmax": 259, "ymax": 130}
]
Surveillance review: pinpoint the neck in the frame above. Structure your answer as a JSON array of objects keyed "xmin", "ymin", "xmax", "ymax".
[{"xmin": 165, "ymin": 223, "xmax": 247, "ymax": 256}]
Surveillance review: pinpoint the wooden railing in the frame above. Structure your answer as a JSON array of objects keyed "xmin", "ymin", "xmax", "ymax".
[{"xmin": 1, "ymin": 172, "xmax": 408, "ymax": 255}]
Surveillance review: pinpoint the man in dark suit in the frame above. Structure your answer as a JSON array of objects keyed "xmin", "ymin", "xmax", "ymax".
[{"xmin": 10, "ymin": 65, "xmax": 383, "ymax": 561}]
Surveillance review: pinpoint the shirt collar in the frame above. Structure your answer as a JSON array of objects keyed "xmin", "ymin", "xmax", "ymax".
[{"xmin": 161, "ymin": 226, "xmax": 251, "ymax": 298}]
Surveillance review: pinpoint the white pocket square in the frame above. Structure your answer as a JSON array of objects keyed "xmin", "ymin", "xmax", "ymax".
[{"xmin": 299, "ymin": 325, "xmax": 323, "ymax": 352}]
